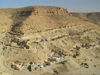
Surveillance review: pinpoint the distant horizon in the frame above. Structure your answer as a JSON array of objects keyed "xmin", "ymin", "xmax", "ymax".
[
  {"xmin": 0, "ymin": 5, "xmax": 100, "ymax": 13},
  {"xmin": 0, "ymin": 0, "xmax": 100, "ymax": 12}
]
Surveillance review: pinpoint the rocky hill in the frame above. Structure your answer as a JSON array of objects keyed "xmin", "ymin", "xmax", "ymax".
[
  {"xmin": 71, "ymin": 12, "xmax": 100, "ymax": 26},
  {"xmin": 0, "ymin": 6, "xmax": 100, "ymax": 75}
]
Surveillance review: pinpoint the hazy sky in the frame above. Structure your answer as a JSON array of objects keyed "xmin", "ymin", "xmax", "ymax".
[{"xmin": 0, "ymin": 0, "xmax": 100, "ymax": 12}]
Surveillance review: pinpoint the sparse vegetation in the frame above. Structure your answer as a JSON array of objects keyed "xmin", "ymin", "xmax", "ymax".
[{"xmin": 0, "ymin": 6, "xmax": 100, "ymax": 75}]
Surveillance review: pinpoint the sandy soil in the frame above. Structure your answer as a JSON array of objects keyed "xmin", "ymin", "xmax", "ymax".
[{"xmin": 0, "ymin": 6, "xmax": 100, "ymax": 75}]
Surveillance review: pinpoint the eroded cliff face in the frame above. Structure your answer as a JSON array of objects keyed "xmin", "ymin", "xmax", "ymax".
[
  {"xmin": 0, "ymin": 6, "xmax": 100, "ymax": 75},
  {"xmin": 31, "ymin": 7, "xmax": 69, "ymax": 15}
]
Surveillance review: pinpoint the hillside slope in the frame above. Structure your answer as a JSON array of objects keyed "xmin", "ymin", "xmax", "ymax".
[
  {"xmin": 71, "ymin": 12, "xmax": 100, "ymax": 26},
  {"xmin": 0, "ymin": 6, "xmax": 100, "ymax": 75}
]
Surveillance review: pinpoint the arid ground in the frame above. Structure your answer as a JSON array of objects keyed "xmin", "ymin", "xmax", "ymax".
[{"xmin": 0, "ymin": 6, "xmax": 100, "ymax": 75}]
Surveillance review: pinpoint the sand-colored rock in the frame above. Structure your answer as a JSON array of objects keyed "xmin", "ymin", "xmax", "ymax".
[
  {"xmin": 71, "ymin": 12, "xmax": 100, "ymax": 26},
  {"xmin": 0, "ymin": 6, "xmax": 100, "ymax": 75}
]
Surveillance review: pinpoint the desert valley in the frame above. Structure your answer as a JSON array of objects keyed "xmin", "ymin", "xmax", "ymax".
[{"xmin": 0, "ymin": 6, "xmax": 100, "ymax": 75}]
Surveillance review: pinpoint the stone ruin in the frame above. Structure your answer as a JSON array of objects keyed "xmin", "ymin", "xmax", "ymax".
[{"xmin": 11, "ymin": 61, "xmax": 24, "ymax": 70}]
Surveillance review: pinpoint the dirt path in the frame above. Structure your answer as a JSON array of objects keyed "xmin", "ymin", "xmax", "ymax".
[{"xmin": 0, "ymin": 56, "xmax": 12, "ymax": 75}]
